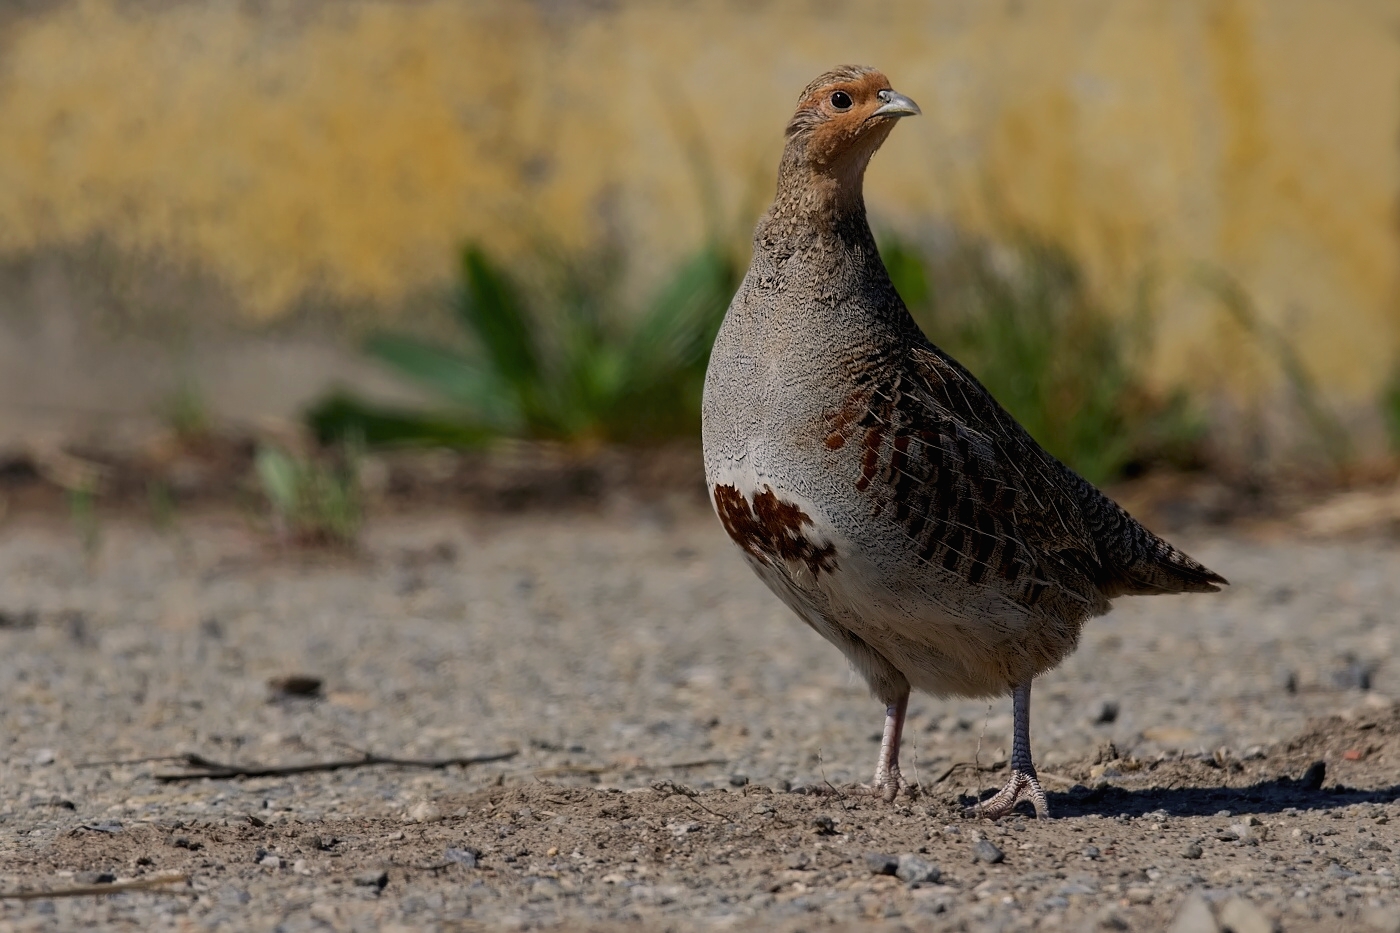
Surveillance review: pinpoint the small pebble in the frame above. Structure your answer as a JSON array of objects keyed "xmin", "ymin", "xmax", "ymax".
[
  {"xmin": 864, "ymin": 852, "xmax": 898, "ymax": 875},
  {"xmin": 74, "ymin": 872, "xmax": 116, "ymax": 885},
  {"xmin": 1299, "ymin": 761, "xmax": 1326, "ymax": 791},
  {"xmin": 972, "ymin": 839, "xmax": 1005, "ymax": 864},
  {"xmin": 1167, "ymin": 893, "xmax": 1219, "ymax": 933},
  {"xmin": 268, "ymin": 674, "xmax": 324, "ymax": 698},
  {"xmin": 785, "ymin": 851, "xmax": 811, "ymax": 871},
  {"xmin": 1181, "ymin": 843, "xmax": 1203, "ymax": 860},
  {"xmin": 258, "ymin": 855, "xmax": 281, "ymax": 869},
  {"xmin": 1082, "ymin": 845, "xmax": 1101, "ymax": 859},
  {"xmin": 354, "ymin": 869, "xmax": 389, "ymax": 890},
  {"xmin": 405, "ymin": 801, "xmax": 442, "ymax": 824},
  {"xmin": 895, "ymin": 854, "xmax": 940, "ymax": 884},
  {"xmin": 1331, "ymin": 655, "xmax": 1374, "ymax": 691},
  {"xmin": 812, "ymin": 815, "xmax": 836, "ymax": 835},
  {"xmin": 1099, "ymin": 911, "xmax": 1130, "ymax": 931},
  {"xmin": 445, "ymin": 847, "xmax": 479, "ymax": 868},
  {"xmin": 1092, "ymin": 699, "xmax": 1120, "ymax": 724},
  {"xmin": 1217, "ymin": 896, "xmax": 1274, "ymax": 933}
]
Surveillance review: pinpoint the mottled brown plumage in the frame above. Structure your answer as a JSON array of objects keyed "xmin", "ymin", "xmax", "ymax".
[{"xmin": 701, "ymin": 66, "xmax": 1225, "ymax": 817}]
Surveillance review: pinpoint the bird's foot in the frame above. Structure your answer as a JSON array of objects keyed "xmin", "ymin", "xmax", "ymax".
[
  {"xmin": 966, "ymin": 769, "xmax": 1049, "ymax": 820},
  {"xmin": 870, "ymin": 764, "xmax": 914, "ymax": 803}
]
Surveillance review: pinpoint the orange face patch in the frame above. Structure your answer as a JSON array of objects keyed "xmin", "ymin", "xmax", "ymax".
[{"xmin": 787, "ymin": 67, "xmax": 901, "ymax": 170}]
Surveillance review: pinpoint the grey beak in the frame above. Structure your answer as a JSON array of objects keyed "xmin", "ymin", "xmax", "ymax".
[{"xmin": 872, "ymin": 89, "xmax": 921, "ymax": 118}]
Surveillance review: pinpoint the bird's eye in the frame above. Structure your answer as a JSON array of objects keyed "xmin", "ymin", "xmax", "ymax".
[{"xmin": 829, "ymin": 90, "xmax": 853, "ymax": 111}]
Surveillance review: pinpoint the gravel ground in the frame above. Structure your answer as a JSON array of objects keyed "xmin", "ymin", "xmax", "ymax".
[{"xmin": 0, "ymin": 501, "xmax": 1398, "ymax": 932}]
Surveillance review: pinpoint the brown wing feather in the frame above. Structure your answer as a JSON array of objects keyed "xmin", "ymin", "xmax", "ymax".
[{"xmin": 830, "ymin": 340, "xmax": 1223, "ymax": 615}]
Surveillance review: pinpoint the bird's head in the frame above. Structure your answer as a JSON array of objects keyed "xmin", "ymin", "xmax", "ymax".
[{"xmin": 782, "ymin": 66, "xmax": 920, "ymax": 187}]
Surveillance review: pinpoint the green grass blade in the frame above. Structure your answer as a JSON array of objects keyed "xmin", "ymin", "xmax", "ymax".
[
  {"xmin": 1384, "ymin": 366, "xmax": 1400, "ymax": 451},
  {"xmin": 254, "ymin": 446, "xmax": 302, "ymax": 515},
  {"xmin": 457, "ymin": 246, "xmax": 540, "ymax": 393},
  {"xmin": 624, "ymin": 247, "xmax": 735, "ymax": 388},
  {"xmin": 365, "ymin": 332, "xmax": 519, "ymax": 427},
  {"xmin": 305, "ymin": 392, "xmax": 497, "ymax": 448}
]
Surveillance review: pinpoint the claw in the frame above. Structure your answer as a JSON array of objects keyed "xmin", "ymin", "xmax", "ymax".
[
  {"xmin": 870, "ymin": 764, "xmax": 911, "ymax": 802},
  {"xmin": 967, "ymin": 768, "xmax": 1049, "ymax": 820}
]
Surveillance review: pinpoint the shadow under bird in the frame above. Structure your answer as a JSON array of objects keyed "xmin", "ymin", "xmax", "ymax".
[{"xmin": 701, "ymin": 66, "xmax": 1226, "ymax": 819}]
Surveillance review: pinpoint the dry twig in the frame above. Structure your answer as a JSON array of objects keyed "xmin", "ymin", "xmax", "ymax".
[
  {"xmin": 929, "ymin": 759, "xmax": 1007, "ymax": 785},
  {"xmin": 0, "ymin": 872, "xmax": 189, "ymax": 901},
  {"xmin": 530, "ymin": 757, "xmax": 727, "ymax": 778},
  {"xmin": 650, "ymin": 779, "xmax": 727, "ymax": 819},
  {"xmin": 154, "ymin": 750, "xmax": 517, "ymax": 782}
]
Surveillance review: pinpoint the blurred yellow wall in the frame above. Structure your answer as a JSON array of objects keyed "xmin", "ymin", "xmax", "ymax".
[{"xmin": 0, "ymin": 0, "xmax": 1396, "ymax": 402}]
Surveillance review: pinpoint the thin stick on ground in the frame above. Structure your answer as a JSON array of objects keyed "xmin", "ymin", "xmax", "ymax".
[
  {"xmin": 154, "ymin": 750, "xmax": 518, "ymax": 782},
  {"xmin": 650, "ymin": 779, "xmax": 728, "ymax": 820},
  {"xmin": 929, "ymin": 759, "xmax": 1007, "ymax": 786},
  {"xmin": 818, "ymin": 748, "xmax": 843, "ymax": 798},
  {"xmin": 530, "ymin": 757, "xmax": 728, "ymax": 778},
  {"xmin": 0, "ymin": 872, "xmax": 189, "ymax": 901}
]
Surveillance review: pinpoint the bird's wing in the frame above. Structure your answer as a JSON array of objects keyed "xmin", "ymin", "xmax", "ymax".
[{"xmin": 829, "ymin": 341, "xmax": 1109, "ymax": 615}]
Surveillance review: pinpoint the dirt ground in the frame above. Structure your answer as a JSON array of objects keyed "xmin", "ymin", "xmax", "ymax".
[{"xmin": 0, "ymin": 499, "xmax": 1398, "ymax": 932}]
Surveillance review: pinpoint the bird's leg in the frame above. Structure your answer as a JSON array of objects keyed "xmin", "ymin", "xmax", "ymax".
[
  {"xmin": 969, "ymin": 680, "xmax": 1050, "ymax": 820},
  {"xmin": 870, "ymin": 692, "xmax": 910, "ymax": 802}
]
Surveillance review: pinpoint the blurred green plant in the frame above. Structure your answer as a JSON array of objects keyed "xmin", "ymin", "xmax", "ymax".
[
  {"xmin": 882, "ymin": 233, "xmax": 1204, "ymax": 485},
  {"xmin": 1382, "ymin": 365, "xmax": 1400, "ymax": 452},
  {"xmin": 309, "ymin": 243, "xmax": 738, "ymax": 447},
  {"xmin": 1196, "ymin": 269, "xmax": 1353, "ymax": 467},
  {"xmin": 254, "ymin": 443, "xmax": 362, "ymax": 547},
  {"xmin": 67, "ymin": 484, "xmax": 102, "ymax": 564},
  {"xmin": 147, "ymin": 479, "xmax": 177, "ymax": 533},
  {"xmin": 161, "ymin": 381, "xmax": 212, "ymax": 445}
]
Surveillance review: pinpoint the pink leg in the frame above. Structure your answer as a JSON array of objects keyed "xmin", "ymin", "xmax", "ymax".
[
  {"xmin": 871, "ymin": 693, "xmax": 910, "ymax": 802},
  {"xmin": 969, "ymin": 680, "xmax": 1050, "ymax": 820}
]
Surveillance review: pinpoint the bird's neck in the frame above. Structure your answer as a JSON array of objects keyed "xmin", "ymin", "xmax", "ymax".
[
  {"xmin": 746, "ymin": 154, "xmax": 916, "ymax": 347},
  {"xmin": 764, "ymin": 147, "xmax": 872, "ymax": 237},
  {"xmin": 755, "ymin": 150, "xmax": 891, "ymax": 296}
]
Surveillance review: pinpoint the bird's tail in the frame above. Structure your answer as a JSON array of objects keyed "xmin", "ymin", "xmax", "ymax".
[{"xmin": 1075, "ymin": 478, "xmax": 1228, "ymax": 598}]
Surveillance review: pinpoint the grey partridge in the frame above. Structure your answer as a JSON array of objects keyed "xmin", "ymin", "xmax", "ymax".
[{"xmin": 700, "ymin": 66, "xmax": 1226, "ymax": 819}]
